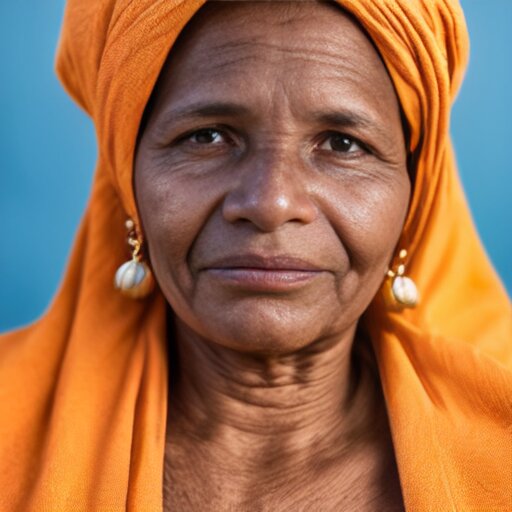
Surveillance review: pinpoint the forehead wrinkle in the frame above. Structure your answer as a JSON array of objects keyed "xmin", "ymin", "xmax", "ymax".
[
  {"xmin": 193, "ymin": 38, "xmax": 381, "ymax": 87},
  {"xmin": 207, "ymin": 36, "xmax": 371, "ymax": 64},
  {"xmin": 200, "ymin": 0, "xmax": 326, "ymax": 30},
  {"xmin": 172, "ymin": 2, "xmax": 390, "ymax": 92}
]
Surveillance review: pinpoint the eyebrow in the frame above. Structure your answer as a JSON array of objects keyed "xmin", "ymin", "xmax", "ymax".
[
  {"xmin": 310, "ymin": 110, "xmax": 387, "ymax": 140},
  {"xmin": 157, "ymin": 102, "xmax": 252, "ymax": 126},
  {"xmin": 156, "ymin": 101, "xmax": 386, "ymax": 139}
]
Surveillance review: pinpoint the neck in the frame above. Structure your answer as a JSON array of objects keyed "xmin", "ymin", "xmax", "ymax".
[{"xmin": 167, "ymin": 316, "xmax": 384, "ymax": 461}]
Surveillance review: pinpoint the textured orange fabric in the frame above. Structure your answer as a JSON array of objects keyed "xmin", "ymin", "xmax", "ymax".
[{"xmin": 1, "ymin": 0, "xmax": 511, "ymax": 510}]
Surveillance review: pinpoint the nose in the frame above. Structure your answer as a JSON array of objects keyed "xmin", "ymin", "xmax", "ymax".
[{"xmin": 222, "ymin": 151, "xmax": 317, "ymax": 232}]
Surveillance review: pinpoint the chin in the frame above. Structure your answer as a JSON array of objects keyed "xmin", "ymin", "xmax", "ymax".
[{"xmin": 192, "ymin": 299, "xmax": 349, "ymax": 356}]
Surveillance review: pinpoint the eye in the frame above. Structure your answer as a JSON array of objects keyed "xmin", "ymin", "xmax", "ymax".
[
  {"xmin": 318, "ymin": 133, "xmax": 364, "ymax": 154},
  {"xmin": 186, "ymin": 128, "xmax": 227, "ymax": 145}
]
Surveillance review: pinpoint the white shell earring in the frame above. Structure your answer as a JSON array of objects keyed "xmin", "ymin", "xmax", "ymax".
[
  {"xmin": 114, "ymin": 219, "xmax": 154, "ymax": 299},
  {"xmin": 385, "ymin": 249, "xmax": 419, "ymax": 309}
]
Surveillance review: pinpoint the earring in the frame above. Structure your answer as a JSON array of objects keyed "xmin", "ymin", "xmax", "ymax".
[
  {"xmin": 114, "ymin": 219, "xmax": 154, "ymax": 299},
  {"xmin": 385, "ymin": 249, "xmax": 419, "ymax": 308}
]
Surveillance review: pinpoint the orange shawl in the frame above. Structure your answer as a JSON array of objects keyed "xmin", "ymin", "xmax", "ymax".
[{"xmin": 1, "ymin": 1, "xmax": 511, "ymax": 510}]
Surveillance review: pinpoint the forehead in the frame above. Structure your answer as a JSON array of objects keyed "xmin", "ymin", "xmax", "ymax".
[{"xmin": 151, "ymin": 1, "xmax": 399, "ymax": 122}]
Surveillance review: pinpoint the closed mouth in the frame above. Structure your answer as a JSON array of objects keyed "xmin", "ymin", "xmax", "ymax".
[
  {"xmin": 202, "ymin": 254, "xmax": 323, "ymax": 272},
  {"xmin": 201, "ymin": 254, "xmax": 325, "ymax": 291}
]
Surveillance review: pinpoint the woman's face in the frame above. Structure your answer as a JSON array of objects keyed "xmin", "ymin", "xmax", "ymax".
[{"xmin": 135, "ymin": 1, "xmax": 410, "ymax": 354}]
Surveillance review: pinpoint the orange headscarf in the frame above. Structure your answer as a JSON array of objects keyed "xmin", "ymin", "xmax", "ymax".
[{"xmin": 1, "ymin": 1, "xmax": 510, "ymax": 510}]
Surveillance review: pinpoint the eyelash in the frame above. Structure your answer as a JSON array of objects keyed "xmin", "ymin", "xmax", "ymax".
[
  {"xmin": 178, "ymin": 127, "xmax": 233, "ymax": 146},
  {"xmin": 177, "ymin": 127, "xmax": 369, "ymax": 156},
  {"xmin": 316, "ymin": 131, "xmax": 368, "ymax": 155}
]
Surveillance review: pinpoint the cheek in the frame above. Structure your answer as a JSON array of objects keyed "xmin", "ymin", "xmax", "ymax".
[
  {"xmin": 320, "ymin": 171, "xmax": 411, "ymax": 281},
  {"xmin": 134, "ymin": 155, "xmax": 220, "ymax": 303}
]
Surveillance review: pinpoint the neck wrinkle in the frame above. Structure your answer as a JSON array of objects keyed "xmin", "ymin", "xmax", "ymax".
[{"xmin": 167, "ymin": 317, "xmax": 384, "ymax": 457}]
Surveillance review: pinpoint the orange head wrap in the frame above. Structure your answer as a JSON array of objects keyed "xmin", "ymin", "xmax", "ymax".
[{"xmin": 1, "ymin": 1, "xmax": 510, "ymax": 510}]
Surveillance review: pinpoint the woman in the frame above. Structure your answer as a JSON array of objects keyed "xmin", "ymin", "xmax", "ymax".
[{"xmin": 1, "ymin": 1, "xmax": 510, "ymax": 511}]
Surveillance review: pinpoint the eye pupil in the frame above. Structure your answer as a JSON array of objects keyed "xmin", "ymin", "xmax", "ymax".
[
  {"xmin": 194, "ymin": 129, "xmax": 219, "ymax": 144},
  {"xmin": 330, "ymin": 134, "xmax": 353, "ymax": 152}
]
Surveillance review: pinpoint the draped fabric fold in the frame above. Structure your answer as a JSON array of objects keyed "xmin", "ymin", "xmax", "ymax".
[{"xmin": 1, "ymin": 0, "xmax": 510, "ymax": 510}]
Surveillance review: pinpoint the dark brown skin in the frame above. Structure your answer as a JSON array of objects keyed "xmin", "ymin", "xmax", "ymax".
[{"xmin": 135, "ymin": 2, "xmax": 410, "ymax": 510}]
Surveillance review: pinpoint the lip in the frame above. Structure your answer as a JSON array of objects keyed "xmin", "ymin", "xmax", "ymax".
[{"xmin": 201, "ymin": 254, "xmax": 325, "ymax": 292}]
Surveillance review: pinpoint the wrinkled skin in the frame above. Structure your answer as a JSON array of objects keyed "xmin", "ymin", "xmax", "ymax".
[{"xmin": 135, "ymin": 1, "xmax": 409, "ymax": 510}]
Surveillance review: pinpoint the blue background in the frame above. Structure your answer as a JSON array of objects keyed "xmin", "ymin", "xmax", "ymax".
[{"xmin": 1, "ymin": 1, "xmax": 510, "ymax": 332}]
